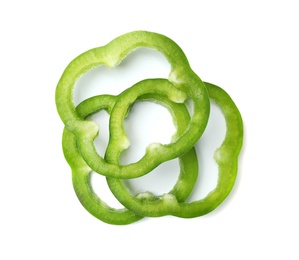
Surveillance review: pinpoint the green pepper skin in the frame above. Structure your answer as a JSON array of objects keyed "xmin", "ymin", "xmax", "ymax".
[
  {"xmin": 107, "ymin": 82, "xmax": 243, "ymax": 218},
  {"xmin": 62, "ymin": 82, "xmax": 199, "ymax": 225},
  {"xmin": 56, "ymin": 31, "xmax": 209, "ymax": 179},
  {"xmin": 62, "ymin": 95, "xmax": 141, "ymax": 225}
]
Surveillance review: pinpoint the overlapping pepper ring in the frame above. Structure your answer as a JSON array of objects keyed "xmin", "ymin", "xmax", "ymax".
[
  {"xmin": 106, "ymin": 81, "xmax": 243, "ymax": 218},
  {"xmin": 62, "ymin": 81, "xmax": 199, "ymax": 225},
  {"xmin": 56, "ymin": 31, "xmax": 210, "ymax": 179}
]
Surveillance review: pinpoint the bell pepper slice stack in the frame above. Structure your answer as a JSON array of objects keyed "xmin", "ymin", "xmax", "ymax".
[{"xmin": 56, "ymin": 31, "xmax": 243, "ymax": 225}]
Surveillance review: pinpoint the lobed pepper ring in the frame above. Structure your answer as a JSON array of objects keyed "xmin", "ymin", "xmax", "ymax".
[
  {"xmin": 62, "ymin": 83, "xmax": 199, "ymax": 225},
  {"xmin": 106, "ymin": 82, "xmax": 243, "ymax": 218},
  {"xmin": 56, "ymin": 31, "xmax": 210, "ymax": 179}
]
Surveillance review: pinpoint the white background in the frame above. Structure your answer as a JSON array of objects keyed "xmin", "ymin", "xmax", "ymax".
[{"xmin": 1, "ymin": 0, "xmax": 298, "ymax": 259}]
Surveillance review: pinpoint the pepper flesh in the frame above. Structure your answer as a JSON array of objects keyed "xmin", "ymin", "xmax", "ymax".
[
  {"xmin": 56, "ymin": 31, "xmax": 210, "ymax": 179},
  {"xmin": 62, "ymin": 82, "xmax": 199, "ymax": 225},
  {"xmin": 106, "ymin": 82, "xmax": 243, "ymax": 218}
]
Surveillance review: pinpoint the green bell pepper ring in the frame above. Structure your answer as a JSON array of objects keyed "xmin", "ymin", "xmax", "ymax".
[
  {"xmin": 77, "ymin": 78, "xmax": 189, "ymax": 178},
  {"xmin": 62, "ymin": 84, "xmax": 199, "ymax": 224},
  {"xmin": 56, "ymin": 30, "xmax": 210, "ymax": 179},
  {"xmin": 106, "ymin": 82, "xmax": 243, "ymax": 218}
]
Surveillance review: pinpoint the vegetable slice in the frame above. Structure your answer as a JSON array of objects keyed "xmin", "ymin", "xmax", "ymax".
[
  {"xmin": 62, "ymin": 83, "xmax": 198, "ymax": 224},
  {"xmin": 56, "ymin": 31, "xmax": 209, "ymax": 179},
  {"xmin": 106, "ymin": 82, "xmax": 243, "ymax": 218}
]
